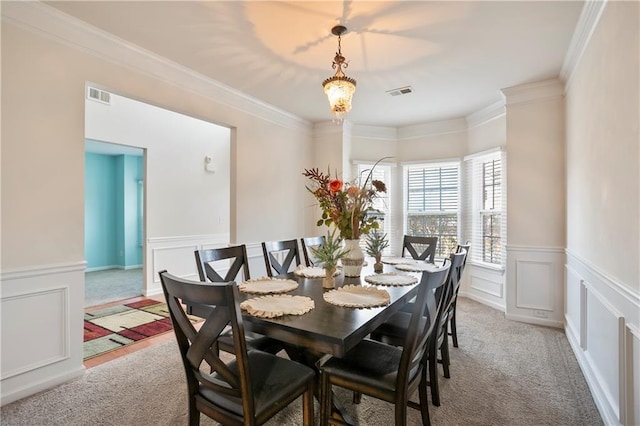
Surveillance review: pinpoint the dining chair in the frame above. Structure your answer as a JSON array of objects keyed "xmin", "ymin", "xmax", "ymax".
[
  {"xmin": 194, "ymin": 245, "xmax": 283, "ymax": 354},
  {"xmin": 370, "ymin": 250, "xmax": 466, "ymax": 407},
  {"xmin": 261, "ymin": 239, "xmax": 302, "ymax": 277},
  {"xmin": 318, "ymin": 264, "xmax": 451, "ymax": 426},
  {"xmin": 402, "ymin": 235, "xmax": 438, "ymax": 263},
  {"xmin": 300, "ymin": 235, "xmax": 326, "ymax": 266},
  {"xmin": 449, "ymin": 243, "xmax": 470, "ymax": 348},
  {"xmin": 159, "ymin": 271, "xmax": 315, "ymax": 426}
]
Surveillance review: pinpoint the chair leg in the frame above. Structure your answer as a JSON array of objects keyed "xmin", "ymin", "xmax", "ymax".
[
  {"xmin": 419, "ymin": 369, "xmax": 431, "ymax": 426},
  {"xmin": 429, "ymin": 347, "xmax": 440, "ymax": 406},
  {"xmin": 303, "ymin": 381, "xmax": 315, "ymax": 426},
  {"xmin": 353, "ymin": 391, "xmax": 362, "ymax": 404},
  {"xmin": 320, "ymin": 372, "xmax": 331, "ymax": 425},
  {"xmin": 451, "ymin": 304, "xmax": 459, "ymax": 348},
  {"xmin": 394, "ymin": 400, "xmax": 407, "ymax": 426},
  {"xmin": 442, "ymin": 324, "xmax": 451, "ymax": 379},
  {"xmin": 188, "ymin": 399, "xmax": 200, "ymax": 426}
]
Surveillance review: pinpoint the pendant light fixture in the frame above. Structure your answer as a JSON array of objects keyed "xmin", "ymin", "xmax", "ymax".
[{"xmin": 322, "ymin": 25, "xmax": 356, "ymax": 123}]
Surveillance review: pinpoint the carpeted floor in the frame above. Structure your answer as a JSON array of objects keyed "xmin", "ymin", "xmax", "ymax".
[
  {"xmin": 1, "ymin": 298, "xmax": 603, "ymax": 425},
  {"xmin": 83, "ymin": 299, "xmax": 174, "ymax": 360},
  {"xmin": 85, "ymin": 268, "xmax": 143, "ymax": 307}
]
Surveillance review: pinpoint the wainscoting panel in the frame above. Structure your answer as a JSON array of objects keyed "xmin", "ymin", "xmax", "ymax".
[
  {"xmin": 584, "ymin": 285, "xmax": 623, "ymax": 420},
  {"xmin": 458, "ymin": 264, "xmax": 505, "ymax": 312},
  {"xmin": 626, "ymin": 325, "xmax": 640, "ymax": 426},
  {"xmin": 1, "ymin": 287, "xmax": 69, "ymax": 380},
  {"xmin": 515, "ymin": 260, "xmax": 554, "ymax": 310},
  {"xmin": 565, "ymin": 250, "xmax": 639, "ymax": 426},
  {"xmin": 1, "ymin": 262, "xmax": 85, "ymax": 405},
  {"xmin": 146, "ymin": 234, "xmax": 229, "ymax": 296},
  {"xmin": 505, "ymin": 245, "xmax": 565, "ymax": 327},
  {"xmin": 564, "ymin": 265, "xmax": 582, "ymax": 347}
]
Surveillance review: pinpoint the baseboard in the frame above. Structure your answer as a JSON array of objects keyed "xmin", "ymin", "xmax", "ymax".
[
  {"xmin": 505, "ymin": 313, "xmax": 563, "ymax": 329},
  {"xmin": 458, "ymin": 291, "xmax": 505, "ymax": 312},
  {"xmin": 86, "ymin": 265, "xmax": 142, "ymax": 272},
  {"xmin": 565, "ymin": 324, "xmax": 618, "ymax": 426},
  {"xmin": 1, "ymin": 366, "xmax": 85, "ymax": 406}
]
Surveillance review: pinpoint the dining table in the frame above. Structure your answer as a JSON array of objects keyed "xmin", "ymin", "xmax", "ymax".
[
  {"xmin": 187, "ymin": 258, "xmax": 426, "ymax": 425},
  {"xmin": 237, "ymin": 260, "xmax": 422, "ymax": 359}
]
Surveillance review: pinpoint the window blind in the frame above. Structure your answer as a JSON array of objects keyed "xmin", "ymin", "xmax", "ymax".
[
  {"xmin": 462, "ymin": 149, "xmax": 506, "ymax": 266},
  {"xmin": 405, "ymin": 162, "xmax": 460, "ymax": 257},
  {"xmin": 357, "ymin": 163, "xmax": 393, "ymax": 255}
]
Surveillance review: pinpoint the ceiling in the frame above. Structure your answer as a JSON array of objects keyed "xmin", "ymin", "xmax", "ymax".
[{"xmin": 46, "ymin": 1, "xmax": 584, "ymax": 127}]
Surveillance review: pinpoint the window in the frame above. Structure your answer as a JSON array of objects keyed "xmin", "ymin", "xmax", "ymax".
[
  {"xmin": 463, "ymin": 149, "xmax": 506, "ymax": 267},
  {"xmin": 356, "ymin": 162, "xmax": 392, "ymax": 255},
  {"xmin": 404, "ymin": 162, "xmax": 460, "ymax": 257}
]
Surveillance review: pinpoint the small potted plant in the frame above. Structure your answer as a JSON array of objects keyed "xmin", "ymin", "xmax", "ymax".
[
  {"xmin": 310, "ymin": 229, "xmax": 350, "ymax": 288},
  {"xmin": 365, "ymin": 231, "xmax": 389, "ymax": 273}
]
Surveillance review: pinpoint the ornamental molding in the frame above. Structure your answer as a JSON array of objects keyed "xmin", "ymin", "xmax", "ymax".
[
  {"xmin": 1, "ymin": 1, "xmax": 311, "ymax": 132},
  {"xmin": 397, "ymin": 118, "xmax": 468, "ymax": 141},
  {"xmin": 500, "ymin": 79, "xmax": 565, "ymax": 107},
  {"xmin": 465, "ymin": 100, "xmax": 505, "ymax": 129}
]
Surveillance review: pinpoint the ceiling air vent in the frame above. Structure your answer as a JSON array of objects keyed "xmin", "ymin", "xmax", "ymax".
[
  {"xmin": 386, "ymin": 86, "xmax": 414, "ymax": 97},
  {"xmin": 87, "ymin": 86, "xmax": 111, "ymax": 105}
]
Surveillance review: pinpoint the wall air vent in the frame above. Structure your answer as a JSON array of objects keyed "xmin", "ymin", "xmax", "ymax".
[
  {"xmin": 87, "ymin": 86, "xmax": 111, "ymax": 105},
  {"xmin": 386, "ymin": 86, "xmax": 414, "ymax": 97}
]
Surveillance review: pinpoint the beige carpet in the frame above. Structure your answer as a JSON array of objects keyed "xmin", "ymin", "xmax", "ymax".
[{"xmin": 1, "ymin": 298, "xmax": 602, "ymax": 425}]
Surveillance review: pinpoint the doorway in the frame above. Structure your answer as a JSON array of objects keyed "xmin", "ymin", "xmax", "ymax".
[{"xmin": 84, "ymin": 140, "xmax": 144, "ymax": 307}]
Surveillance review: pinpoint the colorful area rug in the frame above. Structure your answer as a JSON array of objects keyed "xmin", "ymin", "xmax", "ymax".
[{"xmin": 84, "ymin": 299, "xmax": 192, "ymax": 360}]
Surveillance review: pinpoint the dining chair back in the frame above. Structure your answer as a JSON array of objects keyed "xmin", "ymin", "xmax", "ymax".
[
  {"xmin": 195, "ymin": 245, "xmax": 250, "ymax": 283},
  {"xmin": 319, "ymin": 264, "xmax": 451, "ymax": 425},
  {"xmin": 449, "ymin": 243, "xmax": 470, "ymax": 348},
  {"xmin": 301, "ymin": 235, "xmax": 326, "ymax": 266},
  {"xmin": 193, "ymin": 245, "xmax": 282, "ymax": 354},
  {"xmin": 261, "ymin": 239, "xmax": 302, "ymax": 277},
  {"xmin": 402, "ymin": 235, "xmax": 438, "ymax": 263},
  {"xmin": 159, "ymin": 271, "xmax": 315, "ymax": 426}
]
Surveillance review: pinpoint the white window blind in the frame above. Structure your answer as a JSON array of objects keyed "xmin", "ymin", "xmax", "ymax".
[
  {"xmin": 404, "ymin": 162, "xmax": 460, "ymax": 257},
  {"xmin": 357, "ymin": 162, "xmax": 392, "ymax": 255},
  {"xmin": 463, "ymin": 149, "xmax": 506, "ymax": 267}
]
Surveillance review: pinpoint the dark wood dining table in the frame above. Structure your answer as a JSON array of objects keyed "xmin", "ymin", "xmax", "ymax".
[
  {"xmin": 188, "ymin": 260, "xmax": 422, "ymax": 425},
  {"xmin": 237, "ymin": 261, "xmax": 421, "ymax": 358}
]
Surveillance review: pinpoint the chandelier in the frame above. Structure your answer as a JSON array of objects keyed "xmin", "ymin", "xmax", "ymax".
[{"xmin": 322, "ymin": 25, "xmax": 356, "ymax": 122}]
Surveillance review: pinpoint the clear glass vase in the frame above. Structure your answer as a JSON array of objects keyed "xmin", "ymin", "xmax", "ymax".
[{"xmin": 342, "ymin": 238, "xmax": 365, "ymax": 277}]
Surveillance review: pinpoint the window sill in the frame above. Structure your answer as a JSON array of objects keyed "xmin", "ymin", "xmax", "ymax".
[{"xmin": 468, "ymin": 261, "xmax": 505, "ymax": 274}]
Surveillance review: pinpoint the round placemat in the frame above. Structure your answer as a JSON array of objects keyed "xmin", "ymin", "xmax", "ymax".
[
  {"xmin": 323, "ymin": 285, "xmax": 390, "ymax": 308},
  {"xmin": 381, "ymin": 257, "xmax": 418, "ymax": 265},
  {"xmin": 394, "ymin": 263, "xmax": 441, "ymax": 272},
  {"xmin": 364, "ymin": 273, "xmax": 418, "ymax": 286},
  {"xmin": 294, "ymin": 266, "xmax": 341, "ymax": 278},
  {"xmin": 238, "ymin": 277, "xmax": 298, "ymax": 294},
  {"xmin": 240, "ymin": 295, "xmax": 314, "ymax": 318}
]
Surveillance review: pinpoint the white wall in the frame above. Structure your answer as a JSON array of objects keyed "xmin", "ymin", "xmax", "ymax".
[
  {"xmin": 1, "ymin": 3, "xmax": 312, "ymax": 405},
  {"xmin": 564, "ymin": 1, "xmax": 639, "ymax": 425},
  {"xmin": 502, "ymin": 80, "xmax": 566, "ymax": 328},
  {"xmin": 86, "ymin": 93, "xmax": 231, "ymax": 293}
]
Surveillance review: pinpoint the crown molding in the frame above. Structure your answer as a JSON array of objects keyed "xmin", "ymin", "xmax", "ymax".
[
  {"xmin": 560, "ymin": 0, "xmax": 608, "ymax": 90},
  {"xmin": 465, "ymin": 100, "xmax": 506, "ymax": 129},
  {"xmin": 351, "ymin": 125, "xmax": 397, "ymax": 141},
  {"xmin": 396, "ymin": 118, "xmax": 467, "ymax": 141},
  {"xmin": 501, "ymin": 79, "xmax": 564, "ymax": 107},
  {"xmin": 1, "ymin": 1, "xmax": 311, "ymax": 132}
]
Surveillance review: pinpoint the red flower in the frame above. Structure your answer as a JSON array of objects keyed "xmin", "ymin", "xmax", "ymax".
[{"xmin": 328, "ymin": 179, "xmax": 343, "ymax": 193}]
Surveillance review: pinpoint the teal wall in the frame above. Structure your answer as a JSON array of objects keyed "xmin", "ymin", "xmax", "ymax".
[{"xmin": 85, "ymin": 153, "xmax": 143, "ymax": 270}]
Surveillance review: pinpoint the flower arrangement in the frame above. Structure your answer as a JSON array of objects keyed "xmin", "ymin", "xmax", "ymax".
[{"xmin": 303, "ymin": 159, "xmax": 387, "ymax": 240}]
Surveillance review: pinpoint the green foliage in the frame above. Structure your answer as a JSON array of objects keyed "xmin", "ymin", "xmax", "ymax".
[
  {"xmin": 365, "ymin": 231, "xmax": 389, "ymax": 257},
  {"xmin": 309, "ymin": 229, "xmax": 350, "ymax": 270}
]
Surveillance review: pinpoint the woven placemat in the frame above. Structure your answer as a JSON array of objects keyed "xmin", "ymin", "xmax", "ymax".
[
  {"xmin": 364, "ymin": 273, "xmax": 418, "ymax": 286},
  {"xmin": 394, "ymin": 263, "xmax": 441, "ymax": 272},
  {"xmin": 294, "ymin": 266, "xmax": 341, "ymax": 278},
  {"xmin": 381, "ymin": 257, "xmax": 418, "ymax": 265},
  {"xmin": 240, "ymin": 295, "xmax": 314, "ymax": 318},
  {"xmin": 238, "ymin": 277, "xmax": 298, "ymax": 294},
  {"xmin": 323, "ymin": 285, "xmax": 390, "ymax": 308}
]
